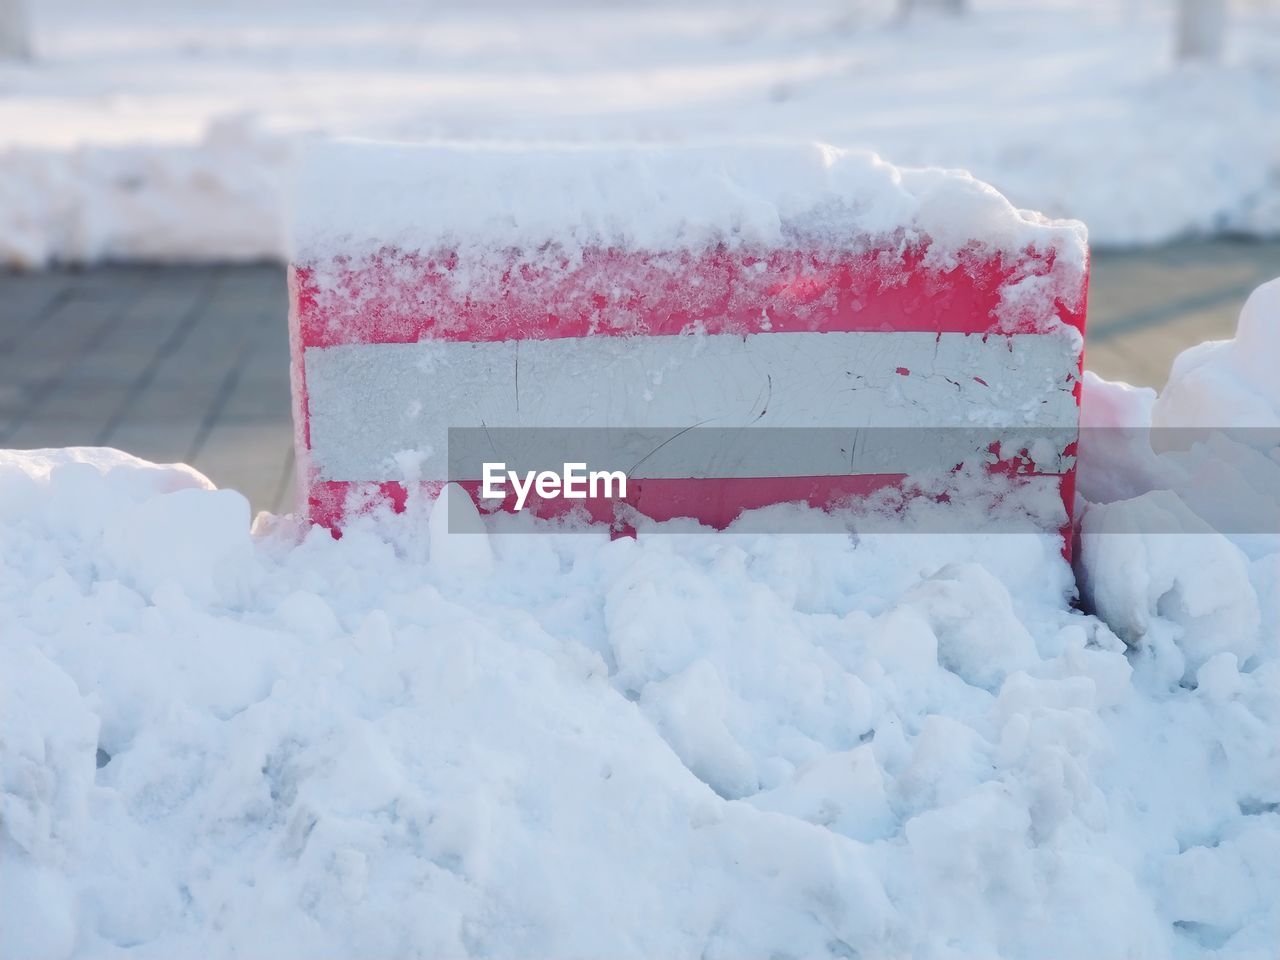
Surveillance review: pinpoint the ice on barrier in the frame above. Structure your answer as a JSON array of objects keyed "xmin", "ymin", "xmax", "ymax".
[{"xmin": 288, "ymin": 141, "xmax": 1089, "ymax": 536}]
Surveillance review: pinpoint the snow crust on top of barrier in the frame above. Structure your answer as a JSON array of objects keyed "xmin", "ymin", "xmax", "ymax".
[
  {"xmin": 291, "ymin": 140, "xmax": 1087, "ymax": 270},
  {"xmin": 290, "ymin": 141, "xmax": 1089, "ymax": 346}
]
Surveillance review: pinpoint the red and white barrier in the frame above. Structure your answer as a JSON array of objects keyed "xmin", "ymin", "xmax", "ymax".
[{"xmin": 288, "ymin": 143, "xmax": 1088, "ymax": 536}]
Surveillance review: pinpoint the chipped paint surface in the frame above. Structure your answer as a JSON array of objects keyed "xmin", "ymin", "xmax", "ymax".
[{"xmin": 304, "ymin": 329, "xmax": 1080, "ymax": 483}]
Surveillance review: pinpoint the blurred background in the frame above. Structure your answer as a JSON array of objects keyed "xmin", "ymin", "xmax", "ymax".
[{"xmin": 1, "ymin": 0, "xmax": 1277, "ymax": 512}]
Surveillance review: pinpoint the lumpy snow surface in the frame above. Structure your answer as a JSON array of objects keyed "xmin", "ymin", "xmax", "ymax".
[
  {"xmin": 3, "ymin": 283, "xmax": 1279, "ymax": 958},
  {"xmin": 291, "ymin": 141, "xmax": 1086, "ymax": 271}
]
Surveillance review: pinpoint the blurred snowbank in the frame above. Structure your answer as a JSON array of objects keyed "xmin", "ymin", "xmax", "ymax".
[{"xmin": 1, "ymin": 0, "xmax": 1278, "ymax": 266}]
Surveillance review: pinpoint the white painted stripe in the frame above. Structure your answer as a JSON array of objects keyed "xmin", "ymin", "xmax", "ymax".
[{"xmin": 304, "ymin": 330, "xmax": 1081, "ymax": 482}]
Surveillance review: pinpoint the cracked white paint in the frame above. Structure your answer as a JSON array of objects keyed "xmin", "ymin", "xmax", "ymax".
[{"xmin": 304, "ymin": 329, "xmax": 1080, "ymax": 482}]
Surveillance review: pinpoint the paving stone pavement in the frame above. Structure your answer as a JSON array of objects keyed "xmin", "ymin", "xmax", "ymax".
[
  {"xmin": 1, "ymin": 240, "xmax": 1276, "ymax": 515},
  {"xmin": 0, "ymin": 264, "xmax": 294, "ymax": 514}
]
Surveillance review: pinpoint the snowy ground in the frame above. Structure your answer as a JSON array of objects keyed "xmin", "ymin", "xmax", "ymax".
[
  {"xmin": 3, "ymin": 270, "xmax": 1279, "ymax": 956},
  {"xmin": 2, "ymin": 0, "xmax": 1279, "ymax": 266},
  {"xmin": 3, "ymin": 4, "xmax": 1279, "ymax": 957}
]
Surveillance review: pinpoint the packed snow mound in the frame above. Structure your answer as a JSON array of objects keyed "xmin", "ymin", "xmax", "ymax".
[
  {"xmin": 1078, "ymin": 491, "xmax": 1260, "ymax": 682},
  {"xmin": 0, "ymin": 449, "xmax": 1232, "ymax": 958},
  {"xmin": 0, "ymin": 118, "xmax": 285, "ymax": 267},
  {"xmin": 1075, "ymin": 280, "xmax": 1280, "ymax": 698},
  {"xmin": 5, "ymin": 287, "xmax": 1280, "ymax": 960},
  {"xmin": 1077, "ymin": 277, "xmax": 1280, "ymax": 562},
  {"xmin": 1153, "ymin": 278, "xmax": 1280, "ymax": 432},
  {"xmin": 292, "ymin": 140, "xmax": 1087, "ymax": 271}
]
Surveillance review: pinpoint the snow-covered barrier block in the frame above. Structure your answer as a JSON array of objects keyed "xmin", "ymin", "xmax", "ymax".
[{"xmin": 288, "ymin": 142, "xmax": 1088, "ymax": 534}]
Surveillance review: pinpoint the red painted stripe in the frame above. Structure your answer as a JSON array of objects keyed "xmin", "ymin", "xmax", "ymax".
[
  {"xmin": 293, "ymin": 245, "xmax": 1086, "ymax": 348},
  {"xmin": 306, "ymin": 471, "xmax": 1074, "ymax": 538},
  {"xmin": 308, "ymin": 475, "xmax": 906, "ymax": 534}
]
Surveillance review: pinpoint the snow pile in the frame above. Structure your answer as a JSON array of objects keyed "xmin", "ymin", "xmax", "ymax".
[
  {"xmin": 1074, "ymin": 279, "xmax": 1280, "ymax": 701},
  {"xmin": 3, "ymin": 284, "xmax": 1279, "ymax": 957},
  {"xmin": 3, "ymin": 0, "xmax": 1279, "ymax": 266},
  {"xmin": 1152, "ymin": 278, "xmax": 1280, "ymax": 432},
  {"xmin": 293, "ymin": 141, "xmax": 1085, "ymax": 269},
  {"xmin": 0, "ymin": 117, "xmax": 285, "ymax": 267}
]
